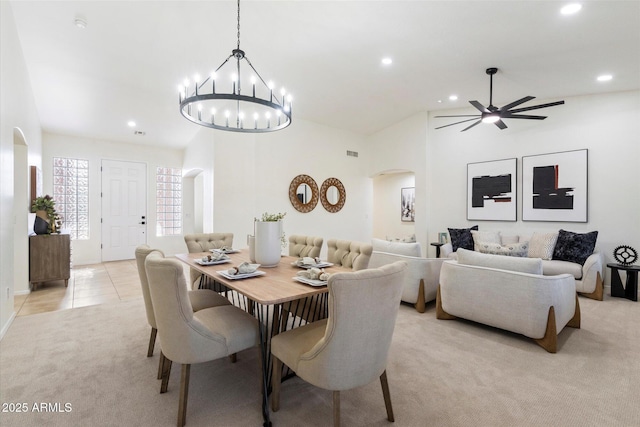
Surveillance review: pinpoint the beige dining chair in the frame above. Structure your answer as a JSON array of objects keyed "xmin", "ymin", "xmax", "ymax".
[
  {"xmin": 145, "ymin": 252, "xmax": 260, "ymax": 427},
  {"xmin": 183, "ymin": 233, "xmax": 234, "ymax": 288},
  {"xmin": 326, "ymin": 238, "xmax": 373, "ymax": 271},
  {"xmin": 288, "ymin": 235, "xmax": 323, "ymax": 258},
  {"xmin": 271, "ymin": 261, "xmax": 407, "ymax": 427},
  {"xmin": 135, "ymin": 245, "xmax": 233, "ymax": 379}
]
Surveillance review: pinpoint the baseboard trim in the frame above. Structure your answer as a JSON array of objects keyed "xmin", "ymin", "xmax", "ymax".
[
  {"xmin": 0, "ymin": 311, "xmax": 16, "ymax": 341},
  {"xmin": 14, "ymin": 289, "xmax": 31, "ymax": 296}
]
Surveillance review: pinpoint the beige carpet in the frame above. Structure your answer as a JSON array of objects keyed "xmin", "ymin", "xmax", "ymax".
[{"xmin": 1, "ymin": 293, "xmax": 639, "ymax": 427}]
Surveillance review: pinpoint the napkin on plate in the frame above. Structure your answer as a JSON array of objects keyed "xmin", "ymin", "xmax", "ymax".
[
  {"xmin": 227, "ymin": 262, "xmax": 260, "ymax": 275},
  {"xmin": 201, "ymin": 252, "xmax": 229, "ymax": 262},
  {"xmin": 296, "ymin": 267, "xmax": 330, "ymax": 281}
]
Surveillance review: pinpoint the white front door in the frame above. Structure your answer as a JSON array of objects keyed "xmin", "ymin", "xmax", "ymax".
[{"xmin": 101, "ymin": 160, "xmax": 147, "ymax": 261}]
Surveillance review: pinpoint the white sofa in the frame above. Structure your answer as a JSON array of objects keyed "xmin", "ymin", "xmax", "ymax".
[
  {"xmin": 440, "ymin": 230, "xmax": 604, "ymax": 300},
  {"xmin": 369, "ymin": 239, "xmax": 444, "ymax": 312},
  {"xmin": 437, "ymin": 249, "xmax": 581, "ymax": 353}
]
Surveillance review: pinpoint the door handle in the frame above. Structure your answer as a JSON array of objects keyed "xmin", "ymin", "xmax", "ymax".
[{"xmin": 139, "ymin": 221, "xmax": 146, "ymax": 225}]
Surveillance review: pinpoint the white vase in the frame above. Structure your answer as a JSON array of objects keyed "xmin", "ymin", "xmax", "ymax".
[{"xmin": 254, "ymin": 220, "xmax": 281, "ymax": 267}]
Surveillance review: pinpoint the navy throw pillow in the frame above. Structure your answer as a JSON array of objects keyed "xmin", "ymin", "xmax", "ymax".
[
  {"xmin": 552, "ymin": 229, "xmax": 598, "ymax": 265},
  {"xmin": 448, "ymin": 226, "xmax": 479, "ymax": 252}
]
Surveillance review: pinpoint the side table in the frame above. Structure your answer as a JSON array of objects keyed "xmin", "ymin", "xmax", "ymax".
[
  {"xmin": 607, "ymin": 263, "xmax": 639, "ymax": 302},
  {"xmin": 430, "ymin": 242, "xmax": 444, "ymax": 258}
]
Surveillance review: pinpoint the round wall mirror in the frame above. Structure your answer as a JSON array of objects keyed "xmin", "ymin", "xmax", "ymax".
[
  {"xmin": 320, "ymin": 178, "xmax": 346, "ymax": 213},
  {"xmin": 289, "ymin": 174, "xmax": 319, "ymax": 213}
]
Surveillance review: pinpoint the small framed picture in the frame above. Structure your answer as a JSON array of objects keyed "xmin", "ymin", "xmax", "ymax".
[
  {"xmin": 438, "ymin": 232, "xmax": 448, "ymax": 244},
  {"xmin": 401, "ymin": 187, "xmax": 415, "ymax": 222}
]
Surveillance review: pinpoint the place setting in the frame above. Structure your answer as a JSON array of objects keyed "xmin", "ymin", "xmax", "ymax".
[
  {"xmin": 293, "ymin": 267, "xmax": 332, "ymax": 287},
  {"xmin": 291, "ymin": 256, "xmax": 333, "ymax": 269},
  {"xmin": 195, "ymin": 252, "xmax": 232, "ymax": 266},
  {"xmin": 210, "ymin": 245, "xmax": 241, "ymax": 254},
  {"xmin": 217, "ymin": 262, "xmax": 265, "ymax": 280}
]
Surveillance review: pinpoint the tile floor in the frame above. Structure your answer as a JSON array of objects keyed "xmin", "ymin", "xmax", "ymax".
[{"xmin": 14, "ymin": 259, "xmax": 144, "ymax": 316}]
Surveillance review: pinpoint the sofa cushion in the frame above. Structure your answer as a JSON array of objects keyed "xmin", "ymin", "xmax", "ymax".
[
  {"xmin": 471, "ymin": 230, "xmax": 501, "ymax": 245},
  {"xmin": 528, "ymin": 232, "xmax": 558, "ymax": 260},
  {"xmin": 542, "ymin": 260, "xmax": 583, "ymax": 280},
  {"xmin": 475, "ymin": 241, "xmax": 529, "ymax": 257},
  {"xmin": 552, "ymin": 229, "xmax": 598, "ymax": 265},
  {"xmin": 448, "ymin": 225, "xmax": 478, "ymax": 252},
  {"xmin": 371, "ymin": 238, "xmax": 422, "ymax": 257},
  {"xmin": 457, "ymin": 248, "xmax": 543, "ymax": 275}
]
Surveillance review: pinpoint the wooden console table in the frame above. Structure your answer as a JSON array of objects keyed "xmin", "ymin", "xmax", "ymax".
[{"xmin": 29, "ymin": 234, "xmax": 71, "ymax": 290}]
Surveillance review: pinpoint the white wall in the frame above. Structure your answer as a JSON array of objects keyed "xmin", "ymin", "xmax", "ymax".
[
  {"xmin": 1, "ymin": 2, "xmax": 43, "ymax": 336},
  {"xmin": 42, "ymin": 133, "xmax": 185, "ymax": 264},
  {"xmin": 183, "ymin": 118, "xmax": 370, "ymax": 259},
  {"xmin": 426, "ymin": 90, "xmax": 640, "ymax": 282},
  {"xmin": 372, "ymin": 172, "xmax": 416, "ymax": 241}
]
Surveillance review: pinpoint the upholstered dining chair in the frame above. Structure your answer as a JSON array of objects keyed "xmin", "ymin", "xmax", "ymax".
[
  {"xmin": 183, "ymin": 233, "xmax": 234, "ymax": 288},
  {"xmin": 326, "ymin": 238, "xmax": 373, "ymax": 271},
  {"xmin": 145, "ymin": 252, "xmax": 260, "ymax": 427},
  {"xmin": 135, "ymin": 245, "xmax": 232, "ymax": 379},
  {"xmin": 288, "ymin": 235, "xmax": 323, "ymax": 258},
  {"xmin": 271, "ymin": 261, "xmax": 407, "ymax": 427}
]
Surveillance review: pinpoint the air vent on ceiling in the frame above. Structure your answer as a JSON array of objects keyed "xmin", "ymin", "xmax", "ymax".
[
  {"xmin": 134, "ymin": 131, "xmax": 146, "ymax": 136},
  {"xmin": 346, "ymin": 150, "xmax": 358, "ymax": 158}
]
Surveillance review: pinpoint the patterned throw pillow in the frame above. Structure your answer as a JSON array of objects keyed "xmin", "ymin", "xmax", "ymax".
[
  {"xmin": 448, "ymin": 226, "xmax": 478, "ymax": 252},
  {"xmin": 528, "ymin": 232, "xmax": 559, "ymax": 260},
  {"xmin": 476, "ymin": 241, "xmax": 529, "ymax": 257},
  {"xmin": 471, "ymin": 230, "xmax": 501, "ymax": 247},
  {"xmin": 552, "ymin": 229, "xmax": 598, "ymax": 265}
]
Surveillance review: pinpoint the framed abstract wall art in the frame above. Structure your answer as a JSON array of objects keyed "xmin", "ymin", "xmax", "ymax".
[
  {"xmin": 467, "ymin": 158, "xmax": 517, "ymax": 221},
  {"xmin": 522, "ymin": 149, "xmax": 588, "ymax": 222},
  {"xmin": 401, "ymin": 187, "xmax": 415, "ymax": 222}
]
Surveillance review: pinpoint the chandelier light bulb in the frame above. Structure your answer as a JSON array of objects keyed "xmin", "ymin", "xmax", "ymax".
[
  {"xmin": 193, "ymin": 74, "xmax": 200, "ymax": 83},
  {"xmin": 231, "ymin": 74, "xmax": 238, "ymax": 82},
  {"xmin": 211, "ymin": 72, "xmax": 217, "ymax": 80},
  {"xmin": 183, "ymin": 78, "xmax": 189, "ymax": 87},
  {"xmin": 265, "ymin": 112, "xmax": 271, "ymax": 119},
  {"xmin": 268, "ymin": 81, "xmax": 274, "ymax": 90},
  {"xmin": 225, "ymin": 110, "xmax": 230, "ymax": 118},
  {"xmin": 211, "ymin": 108, "xmax": 216, "ymax": 115}
]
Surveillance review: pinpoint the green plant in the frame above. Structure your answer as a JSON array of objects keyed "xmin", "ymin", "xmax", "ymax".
[
  {"xmin": 257, "ymin": 212, "xmax": 286, "ymax": 222},
  {"xmin": 32, "ymin": 195, "xmax": 60, "ymax": 233}
]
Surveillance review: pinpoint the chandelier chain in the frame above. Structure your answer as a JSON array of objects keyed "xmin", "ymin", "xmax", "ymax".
[{"xmin": 236, "ymin": 0, "xmax": 241, "ymax": 50}]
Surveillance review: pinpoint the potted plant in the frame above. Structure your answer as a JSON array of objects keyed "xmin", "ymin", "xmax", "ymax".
[
  {"xmin": 32, "ymin": 195, "xmax": 60, "ymax": 234},
  {"xmin": 253, "ymin": 212, "xmax": 286, "ymax": 267}
]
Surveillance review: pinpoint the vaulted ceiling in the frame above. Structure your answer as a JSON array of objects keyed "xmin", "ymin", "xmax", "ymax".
[{"xmin": 9, "ymin": 1, "xmax": 640, "ymax": 148}]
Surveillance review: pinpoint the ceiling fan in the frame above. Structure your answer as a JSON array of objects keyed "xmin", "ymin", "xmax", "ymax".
[{"xmin": 435, "ymin": 67, "xmax": 565, "ymax": 132}]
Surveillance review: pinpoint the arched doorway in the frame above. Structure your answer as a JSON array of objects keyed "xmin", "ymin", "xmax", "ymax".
[{"xmin": 13, "ymin": 128, "xmax": 30, "ymax": 294}]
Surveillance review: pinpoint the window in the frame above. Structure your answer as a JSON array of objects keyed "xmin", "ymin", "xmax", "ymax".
[
  {"xmin": 156, "ymin": 167, "xmax": 182, "ymax": 236},
  {"xmin": 53, "ymin": 157, "xmax": 89, "ymax": 240}
]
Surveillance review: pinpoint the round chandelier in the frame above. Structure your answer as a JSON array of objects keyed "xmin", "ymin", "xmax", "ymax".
[{"xmin": 178, "ymin": 0, "xmax": 292, "ymax": 133}]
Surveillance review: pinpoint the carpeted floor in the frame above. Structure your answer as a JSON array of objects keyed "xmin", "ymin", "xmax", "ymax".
[{"xmin": 1, "ymin": 293, "xmax": 639, "ymax": 427}]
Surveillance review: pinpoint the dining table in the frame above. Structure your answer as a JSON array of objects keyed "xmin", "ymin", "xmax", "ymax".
[{"xmin": 175, "ymin": 249, "xmax": 351, "ymax": 426}]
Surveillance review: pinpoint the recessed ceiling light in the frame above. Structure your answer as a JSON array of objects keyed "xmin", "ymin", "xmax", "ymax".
[
  {"xmin": 560, "ymin": 3, "xmax": 582, "ymax": 15},
  {"xmin": 74, "ymin": 17, "xmax": 87, "ymax": 29},
  {"xmin": 597, "ymin": 74, "xmax": 613, "ymax": 82},
  {"xmin": 449, "ymin": 95, "xmax": 458, "ymax": 101},
  {"xmin": 127, "ymin": 121, "xmax": 136, "ymax": 127},
  {"xmin": 381, "ymin": 57, "xmax": 392, "ymax": 65}
]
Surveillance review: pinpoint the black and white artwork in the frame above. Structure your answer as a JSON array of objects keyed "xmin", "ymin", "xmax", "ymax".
[
  {"xmin": 522, "ymin": 149, "xmax": 588, "ymax": 222},
  {"xmin": 467, "ymin": 158, "xmax": 517, "ymax": 221},
  {"xmin": 401, "ymin": 187, "xmax": 415, "ymax": 222}
]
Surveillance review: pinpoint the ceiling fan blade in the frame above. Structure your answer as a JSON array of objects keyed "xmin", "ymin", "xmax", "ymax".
[
  {"xmin": 494, "ymin": 120, "xmax": 508, "ymax": 129},
  {"xmin": 434, "ymin": 114, "xmax": 481, "ymax": 118},
  {"xmin": 434, "ymin": 117, "xmax": 481, "ymax": 130},
  {"xmin": 500, "ymin": 96, "xmax": 535, "ymax": 111},
  {"xmin": 461, "ymin": 119, "xmax": 482, "ymax": 132},
  {"xmin": 503, "ymin": 114, "xmax": 547, "ymax": 120},
  {"xmin": 469, "ymin": 101, "xmax": 489, "ymax": 113},
  {"xmin": 508, "ymin": 100, "xmax": 565, "ymax": 114}
]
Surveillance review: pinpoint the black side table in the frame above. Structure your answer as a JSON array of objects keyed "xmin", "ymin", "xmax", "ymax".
[
  {"xmin": 430, "ymin": 242, "xmax": 444, "ymax": 258},
  {"xmin": 607, "ymin": 263, "xmax": 639, "ymax": 302}
]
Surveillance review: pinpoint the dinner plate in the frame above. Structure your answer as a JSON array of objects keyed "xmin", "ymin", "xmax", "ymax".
[
  {"xmin": 210, "ymin": 248, "xmax": 241, "ymax": 254},
  {"xmin": 293, "ymin": 276, "xmax": 328, "ymax": 287},
  {"xmin": 195, "ymin": 258, "xmax": 231, "ymax": 266},
  {"xmin": 217, "ymin": 269, "xmax": 266, "ymax": 280},
  {"xmin": 293, "ymin": 261, "xmax": 334, "ymax": 269}
]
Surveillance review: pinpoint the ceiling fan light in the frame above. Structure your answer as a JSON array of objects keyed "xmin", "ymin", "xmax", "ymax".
[{"xmin": 482, "ymin": 113, "xmax": 500, "ymax": 124}]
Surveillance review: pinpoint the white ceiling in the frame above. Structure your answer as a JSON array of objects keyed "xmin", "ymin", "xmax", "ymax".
[{"xmin": 9, "ymin": 0, "xmax": 640, "ymax": 148}]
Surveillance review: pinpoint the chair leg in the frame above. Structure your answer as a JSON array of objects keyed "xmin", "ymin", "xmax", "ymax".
[
  {"xmin": 158, "ymin": 351, "xmax": 165, "ymax": 380},
  {"xmin": 534, "ymin": 306, "xmax": 558, "ymax": 353},
  {"xmin": 436, "ymin": 285, "xmax": 456, "ymax": 320},
  {"xmin": 380, "ymin": 370, "xmax": 395, "ymax": 422},
  {"xmin": 148, "ymin": 327, "xmax": 157, "ymax": 357},
  {"xmin": 177, "ymin": 364, "xmax": 191, "ymax": 427},
  {"xmin": 567, "ymin": 294, "xmax": 581, "ymax": 329},
  {"xmin": 414, "ymin": 279, "xmax": 426, "ymax": 313},
  {"xmin": 333, "ymin": 390, "xmax": 340, "ymax": 427},
  {"xmin": 160, "ymin": 355, "xmax": 173, "ymax": 393},
  {"xmin": 271, "ymin": 356, "xmax": 283, "ymax": 412},
  {"xmin": 228, "ymin": 353, "xmax": 237, "ymax": 363}
]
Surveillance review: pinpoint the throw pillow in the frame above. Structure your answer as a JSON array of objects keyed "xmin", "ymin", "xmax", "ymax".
[
  {"xmin": 552, "ymin": 229, "xmax": 598, "ymax": 265},
  {"xmin": 471, "ymin": 230, "xmax": 501, "ymax": 246},
  {"xmin": 500, "ymin": 234, "xmax": 520, "ymax": 245},
  {"xmin": 528, "ymin": 232, "xmax": 558, "ymax": 260},
  {"xmin": 476, "ymin": 241, "xmax": 529, "ymax": 257},
  {"xmin": 448, "ymin": 226, "xmax": 478, "ymax": 252}
]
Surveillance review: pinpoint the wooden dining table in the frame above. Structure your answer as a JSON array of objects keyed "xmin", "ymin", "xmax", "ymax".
[{"xmin": 175, "ymin": 249, "xmax": 350, "ymax": 426}]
